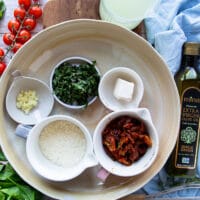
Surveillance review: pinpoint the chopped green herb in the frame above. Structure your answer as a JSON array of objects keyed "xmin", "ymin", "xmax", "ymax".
[{"xmin": 52, "ymin": 60, "xmax": 100, "ymax": 106}]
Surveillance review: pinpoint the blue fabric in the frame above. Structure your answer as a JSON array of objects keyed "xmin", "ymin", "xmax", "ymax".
[
  {"xmin": 137, "ymin": 0, "xmax": 200, "ymax": 197},
  {"xmin": 15, "ymin": 124, "xmax": 32, "ymax": 138},
  {"xmin": 144, "ymin": 0, "xmax": 200, "ymax": 75}
]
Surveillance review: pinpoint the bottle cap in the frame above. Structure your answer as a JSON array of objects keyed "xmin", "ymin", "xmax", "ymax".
[{"xmin": 183, "ymin": 42, "xmax": 200, "ymax": 55}]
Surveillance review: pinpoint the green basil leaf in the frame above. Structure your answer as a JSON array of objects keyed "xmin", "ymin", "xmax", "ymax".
[
  {"xmin": 0, "ymin": 0, "xmax": 6, "ymax": 19},
  {"xmin": 0, "ymin": 164, "xmax": 15, "ymax": 181},
  {"xmin": 0, "ymin": 149, "xmax": 43, "ymax": 200},
  {"xmin": 0, "ymin": 191, "xmax": 6, "ymax": 200},
  {"xmin": 2, "ymin": 185, "xmax": 33, "ymax": 200},
  {"xmin": 0, "ymin": 150, "xmax": 7, "ymax": 161}
]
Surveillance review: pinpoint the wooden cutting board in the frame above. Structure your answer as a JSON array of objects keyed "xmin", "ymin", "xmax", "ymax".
[
  {"xmin": 42, "ymin": 0, "xmax": 146, "ymax": 38},
  {"xmin": 42, "ymin": 0, "xmax": 100, "ymax": 28}
]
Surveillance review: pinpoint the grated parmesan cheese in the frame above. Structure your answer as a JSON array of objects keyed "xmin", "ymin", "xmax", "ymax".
[
  {"xmin": 16, "ymin": 90, "xmax": 38, "ymax": 114},
  {"xmin": 39, "ymin": 120, "xmax": 87, "ymax": 168}
]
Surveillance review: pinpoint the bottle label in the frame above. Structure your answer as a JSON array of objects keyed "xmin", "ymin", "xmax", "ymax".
[{"xmin": 175, "ymin": 86, "xmax": 200, "ymax": 169}]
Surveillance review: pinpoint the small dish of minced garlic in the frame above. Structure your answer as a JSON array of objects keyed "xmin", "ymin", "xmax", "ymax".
[
  {"xmin": 6, "ymin": 76, "xmax": 54, "ymax": 125},
  {"xmin": 16, "ymin": 90, "xmax": 39, "ymax": 114}
]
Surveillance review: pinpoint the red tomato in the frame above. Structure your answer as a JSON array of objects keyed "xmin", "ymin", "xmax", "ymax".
[
  {"xmin": 8, "ymin": 19, "xmax": 20, "ymax": 34},
  {"xmin": 0, "ymin": 62, "xmax": 6, "ymax": 75},
  {"xmin": 23, "ymin": 18, "xmax": 36, "ymax": 31},
  {"xmin": 0, "ymin": 48, "xmax": 5, "ymax": 58},
  {"xmin": 14, "ymin": 7, "xmax": 26, "ymax": 21},
  {"xmin": 12, "ymin": 42, "xmax": 23, "ymax": 53},
  {"xmin": 18, "ymin": 0, "xmax": 31, "ymax": 10},
  {"xmin": 29, "ymin": 6, "xmax": 42, "ymax": 19},
  {"xmin": 3, "ymin": 33, "xmax": 15, "ymax": 45},
  {"xmin": 17, "ymin": 30, "xmax": 31, "ymax": 44}
]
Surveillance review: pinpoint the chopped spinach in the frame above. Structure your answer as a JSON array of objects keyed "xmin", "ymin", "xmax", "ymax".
[
  {"xmin": 52, "ymin": 60, "xmax": 100, "ymax": 106},
  {"xmin": 0, "ymin": 150, "xmax": 43, "ymax": 200}
]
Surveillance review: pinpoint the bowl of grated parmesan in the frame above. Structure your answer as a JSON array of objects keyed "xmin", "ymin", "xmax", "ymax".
[{"xmin": 26, "ymin": 115, "xmax": 98, "ymax": 181}]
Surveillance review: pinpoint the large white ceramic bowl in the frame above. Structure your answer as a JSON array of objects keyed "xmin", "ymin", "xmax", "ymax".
[
  {"xmin": 93, "ymin": 108, "xmax": 159, "ymax": 177},
  {"xmin": 0, "ymin": 19, "xmax": 180, "ymax": 200}
]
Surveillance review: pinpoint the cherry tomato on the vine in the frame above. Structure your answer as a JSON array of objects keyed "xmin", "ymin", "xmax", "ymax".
[
  {"xmin": 18, "ymin": 0, "xmax": 31, "ymax": 10},
  {"xmin": 0, "ymin": 48, "xmax": 5, "ymax": 58},
  {"xmin": 3, "ymin": 33, "xmax": 15, "ymax": 45},
  {"xmin": 17, "ymin": 30, "xmax": 31, "ymax": 44},
  {"xmin": 29, "ymin": 6, "xmax": 42, "ymax": 19},
  {"xmin": 0, "ymin": 62, "xmax": 6, "ymax": 75},
  {"xmin": 8, "ymin": 19, "xmax": 20, "ymax": 34},
  {"xmin": 12, "ymin": 42, "xmax": 23, "ymax": 53},
  {"xmin": 23, "ymin": 18, "xmax": 36, "ymax": 31},
  {"xmin": 14, "ymin": 7, "xmax": 26, "ymax": 21}
]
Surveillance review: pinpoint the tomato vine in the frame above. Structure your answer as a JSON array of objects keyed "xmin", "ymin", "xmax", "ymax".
[{"xmin": 0, "ymin": 0, "xmax": 43, "ymax": 75}]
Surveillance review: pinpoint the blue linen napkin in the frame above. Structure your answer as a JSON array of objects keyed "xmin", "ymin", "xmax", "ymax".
[
  {"xmin": 145, "ymin": 0, "xmax": 200, "ymax": 75},
  {"xmin": 137, "ymin": 0, "xmax": 200, "ymax": 198}
]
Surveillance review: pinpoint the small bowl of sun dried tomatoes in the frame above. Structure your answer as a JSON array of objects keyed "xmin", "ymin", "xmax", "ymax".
[{"xmin": 93, "ymin": 108, "xmax": 159, "ymax": 177}]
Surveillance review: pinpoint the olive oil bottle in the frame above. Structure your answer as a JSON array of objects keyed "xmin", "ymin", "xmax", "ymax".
[{"xmin": 166, "ymin": 42, "xmax": 200, "ymax": 177}]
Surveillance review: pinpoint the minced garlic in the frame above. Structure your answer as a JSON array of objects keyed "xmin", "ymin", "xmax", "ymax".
[{"xmin": 16, "ymin": 90, "xmax": 38, "ymax": 114}]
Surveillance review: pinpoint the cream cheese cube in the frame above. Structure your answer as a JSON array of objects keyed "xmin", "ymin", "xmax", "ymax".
[{"xmin": 113, "ymin": 78, "xmax": 134, "ymax": 102}]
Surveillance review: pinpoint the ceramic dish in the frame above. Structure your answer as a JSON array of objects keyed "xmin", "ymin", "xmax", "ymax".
[
  {"xmin": 98, "ymin": 67, "xmax": 144, "ymax": 111},
  {"xmin": 0, "ymin": 19, "xmax": 180, "ymax": 200},
  {"xmin": 93, "ymin": 108, "xmax": 159, "ymax": 177},
  {"xmin": 6, "ymin": 76, "xmax": 54, "ymax": 125},
  {"xmin": 26, "ymin": 115, "xmax": 98, "ymax": 181},
  {"xmin": 50, "ymin": 56, "xmax": 100, "ymax": 109}
]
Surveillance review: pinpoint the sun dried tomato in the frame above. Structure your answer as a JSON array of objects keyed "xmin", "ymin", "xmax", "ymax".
[{"xmin": 102, "ymin": 116, "xmax": 152, "ymax": 166}]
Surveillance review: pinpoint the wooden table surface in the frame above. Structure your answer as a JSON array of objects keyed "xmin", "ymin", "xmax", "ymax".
[{"xmin": 0, "ymin": 1, "xmax": 147, "ymax": 200}]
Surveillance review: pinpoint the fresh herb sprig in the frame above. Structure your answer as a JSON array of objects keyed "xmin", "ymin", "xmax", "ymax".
[
  {"xmin": 0, "ymin": 0, "xmax": 6, "ymax": 20},
  {"xmin": 52, "ymin": 61, "xmax": 100, "ymax": 107},
  {"xmin": 0, "ymin": 149, "xmax": 42, "ymax": 200}
]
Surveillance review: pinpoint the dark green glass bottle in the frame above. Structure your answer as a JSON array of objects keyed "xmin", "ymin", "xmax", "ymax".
[{"xmin": 166, "ymin": 42, "xmax": 200, "ymax": 177}]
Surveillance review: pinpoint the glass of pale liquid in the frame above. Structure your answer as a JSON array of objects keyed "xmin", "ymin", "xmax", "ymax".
[{"xmin": 99, "ymin": 0, "xmax": 159, "ymax": 30}]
